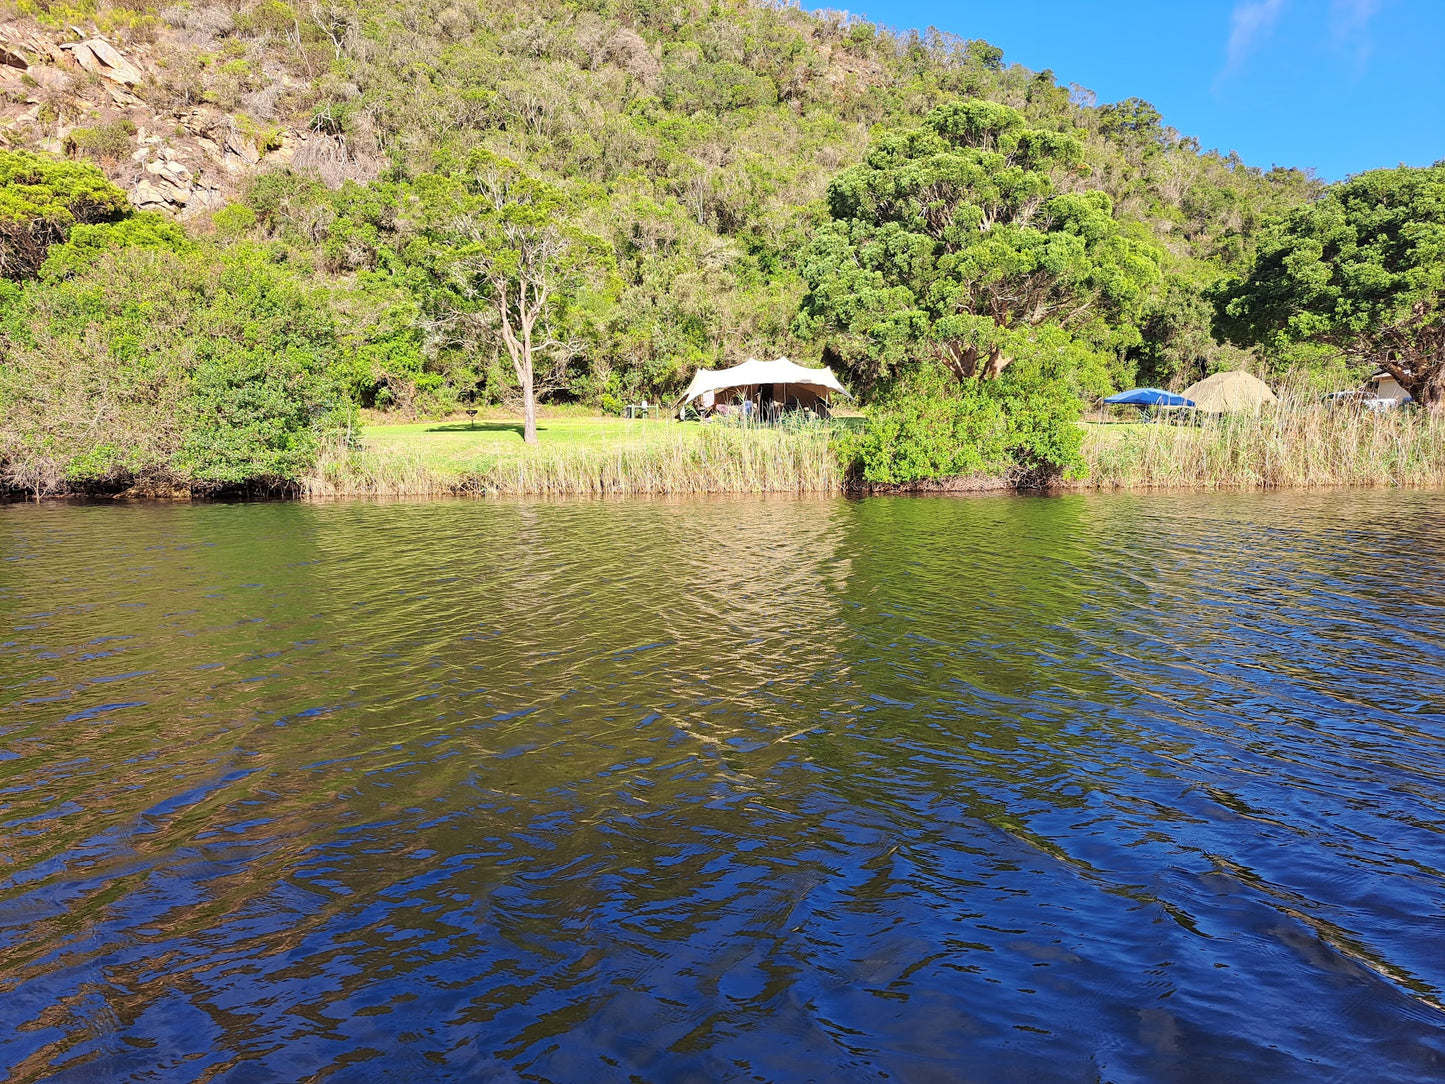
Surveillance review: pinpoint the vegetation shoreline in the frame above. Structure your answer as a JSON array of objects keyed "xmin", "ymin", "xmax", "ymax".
[
  {"xmin": 3, "ymin": 2, "xmax": 1442, "ymax": 499},
  {"xmin": 7, "ymin": 405, "xmax": 1443, "ymax": 501}
]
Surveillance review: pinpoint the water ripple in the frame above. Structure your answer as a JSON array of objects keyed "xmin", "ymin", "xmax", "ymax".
[{"xmin": 1, "ymin": 493, "xmax": 1443, "ymax": 1081}]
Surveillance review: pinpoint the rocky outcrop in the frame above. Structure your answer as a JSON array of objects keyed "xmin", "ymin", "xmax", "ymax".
[
  {"xmin": 126, "ymin": 141, "xmax": 224, "ymax": 215},
  {"xmin": 58, "ymin": 39, "xmax": 141, "ymax": 85},
  {"xmin": 0, "ymin": 18, "xmax": 364, "ymax": 221}
]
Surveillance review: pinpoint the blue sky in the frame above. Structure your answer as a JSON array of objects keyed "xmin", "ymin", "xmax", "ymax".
[{"xmin": 814, "ymin": 0, "xmax": 1445, "ymax": 180}]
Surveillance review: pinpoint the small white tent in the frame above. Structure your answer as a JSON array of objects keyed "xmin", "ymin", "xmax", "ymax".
[{"xmin": 678, "ymin": 358, "xmax": 852, "ymax": 414}]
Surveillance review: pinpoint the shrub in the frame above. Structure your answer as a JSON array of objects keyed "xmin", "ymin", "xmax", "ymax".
[
  {"xmin": 212, "ymin": 203, "xmax": 258, "ymax": 238},
  {"xmin": 0, "ymin": 151, "xmax": 130, "ymax": 279},
  {"xmin": 1, "ymin": 242, "xmax": 353, "ymax": 492},
  {"xmin": 844, "ymin": 370, "xmax": 1085, "ymax": 486},
  {"xmin": 39, "ymin": 213, "xmax": 192, "ymax": 278},
  {"xmin": 63, "ymin": 119, "xmax": 138, "ymax": 164}
]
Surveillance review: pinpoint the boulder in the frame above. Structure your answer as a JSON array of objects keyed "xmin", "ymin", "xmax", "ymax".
[
  {"xmin": 59, "ymin": 39, "xmax": 142, "ymax": 86},
  {"xmin": 107, "ymin": 85, "xmax": 144, "ymax": 107},
  {"xmin": 131, "ymin": 176, "xmax": 191, "ymax": 210},
  {"xmin": 222, "ymin": 125, "xmax": 260, "ymax": 165},
  {"xmin": 131, "ymin": 178, "xmax": 171, "ymax": 209},
  {"xmin": 24, "ymin": 65, "xmax": 70, "ymax": 90}
]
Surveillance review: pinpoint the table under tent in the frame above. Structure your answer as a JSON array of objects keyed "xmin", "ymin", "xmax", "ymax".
[
  {"xmin": 675, "ymin": 358, "xmax": 853, "ymax": 421},
  {"xmin": 1101, "ymin": 387, "xmax": 1195, "ymax": 421}
]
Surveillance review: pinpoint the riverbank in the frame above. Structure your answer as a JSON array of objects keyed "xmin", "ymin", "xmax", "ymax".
[
  {"xmin": 1082, "ymin": 406, "xmax": 1445, "ymax": 489},
  {"xmin": 7, "ymin": 406, "xmax": 1444, "ymax": 499},
  {"xmin": 302, "ymin": 407, "xmax": 1445, "ymax": 496},
  {"xmin": 302, "ymin": 417, "xmax": 843, "ymax": 497}
]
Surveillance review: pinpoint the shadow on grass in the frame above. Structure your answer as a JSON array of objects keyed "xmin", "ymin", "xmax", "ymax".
[{"xmin": 425, "ymin": 421, "xmax": 540, "ymax": 436}]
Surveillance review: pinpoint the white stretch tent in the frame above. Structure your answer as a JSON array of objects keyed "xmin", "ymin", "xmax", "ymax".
[{"xmin": 678, "ymin": 357, "xmax": 852, "ymax": 411}]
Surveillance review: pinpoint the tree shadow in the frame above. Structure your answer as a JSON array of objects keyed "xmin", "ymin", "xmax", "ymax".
[{"xmin": 425, "ymin": 421, "xmax": 542, "ymax": 436}]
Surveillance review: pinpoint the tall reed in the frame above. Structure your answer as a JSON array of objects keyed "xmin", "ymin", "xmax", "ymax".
[
  {"xmin": 306, "ymin": 395, "xmax": 1445, "ymax": 499},
  {"xmin": 303, "ymin": 441, "xmax": 455, "ymax": 498},
  {"xmin": 303, "ymin": 423, "xmax": 841, "ymax": 497},
  {"xmin": 1084, "ymin": 389, "xmax": 1445, "ymax": 489}
]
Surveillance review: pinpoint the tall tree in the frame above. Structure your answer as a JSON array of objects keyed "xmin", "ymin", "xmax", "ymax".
[
  {"xmin": 794, "ymin": 100, "xmax": 1162, "ymax": 394},
  {"xmin": 1214, "ymin": 164, "xmax": 1445, "ymax": 411},
  {"xmin": 435, "ymin": 157, "xmax": 603, "ymax": 444}
]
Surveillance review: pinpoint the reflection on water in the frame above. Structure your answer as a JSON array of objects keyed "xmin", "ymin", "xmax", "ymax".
[{"xmin": 2, "ymin": 493, "xmax": 1444, "ymax": 1082}]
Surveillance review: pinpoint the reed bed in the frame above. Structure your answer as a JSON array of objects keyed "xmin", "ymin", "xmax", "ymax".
[
  {"xmin": 304, "ymin": 400, "xmax": 1445, "ymax": 499},
  {"xmin": 304, "ymin": 423, "xmax": 841, "ymax": 497},
  {"xmin": 303, "ymin": 441, "xmax": 456, "ymax": 497},
  {"xmin": 1083, "ymin": 398, "xmax": 1445, "ymax": 489}
]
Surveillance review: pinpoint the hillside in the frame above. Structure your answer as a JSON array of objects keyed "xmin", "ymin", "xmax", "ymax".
[
  {"xmin": 6, "ymin": 0, "xmax": 1390, "ymax": 495},
  {"xmin": 1, "ymin": 0, "xmax": 1323, "ymax": 397}
]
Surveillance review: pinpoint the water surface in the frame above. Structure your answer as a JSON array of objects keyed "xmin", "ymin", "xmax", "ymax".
[{"xmin": 2, "ymin": 493, "xmax": 1444, "ymax": 1082}]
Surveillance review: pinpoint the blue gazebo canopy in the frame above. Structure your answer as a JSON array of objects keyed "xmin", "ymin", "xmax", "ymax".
[{"xmin": 1104, "ymin": 388, "xmax": 1195, "ymax": 408}]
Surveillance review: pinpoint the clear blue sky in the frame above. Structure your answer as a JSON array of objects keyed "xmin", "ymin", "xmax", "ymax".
[{"xmin": 813, "ymin": 0, "xmax": 1445, "ymax": 180}]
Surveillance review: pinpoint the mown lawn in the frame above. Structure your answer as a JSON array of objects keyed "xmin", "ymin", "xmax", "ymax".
[{"xmin": 363, "ymin": 416, "xmax": 697, "ymax": 473}]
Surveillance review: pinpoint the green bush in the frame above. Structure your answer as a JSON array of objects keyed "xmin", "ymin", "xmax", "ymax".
[
  {"xmin": 212, "ymin": 203, "xmax": 258, "ymax": 238},
  {"xmin": 63, "ymin": 119, "xmax": 138, "ymax": 164},
  {"xmin": 1, "ymin": 241, "xmax": 354, "ymax": 491},
  {"xmin": 0, "ymin": 151, "xmax": 130, "ymax": 279},
  {"xmin": 843, "ymin": 371, "xmax": 1085, "ymax": 486},
  {"xmin": 40, "ymin": 213, "xmax": 192, "ymax": 278}
]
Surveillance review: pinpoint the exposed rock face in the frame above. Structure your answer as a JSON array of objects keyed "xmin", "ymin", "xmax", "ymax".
[
  {"xmin": 132, "ymin": 177, "xmax": 178, "ymax": 210},
  {"xmin": 0, "ymin": 19, "xmax": 339, "ymax": 220},
  {"xmin": 23, "ymin": 65, "xmax": 69, "ymax": 89},
  {"xmin": 127, "ymin": 143, "xmax": 225, "ymax": 216},
  {"xmin": 59, "ymin": 39, "xmax": 142, "ymax": 85},
  {"xmin": 219, "ymin": 123, "xmax": 261, "ymax": 166}
]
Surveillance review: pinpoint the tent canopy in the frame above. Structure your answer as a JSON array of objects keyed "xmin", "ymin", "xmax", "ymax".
[
  {"xmin": 1104, "ymin": 387, "xmax": 1195, "ymax": 408},
  {"xmin": 1181, "ymin": 371, "xmax": 1278, "ymax": 412},
  {"xmin": 679, "ymin": 358, "xmax": 852, "ymax": 407}
]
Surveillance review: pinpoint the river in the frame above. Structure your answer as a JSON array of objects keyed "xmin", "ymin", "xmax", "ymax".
[{"xmin": 2, "ymin": 493, "xmax": 1443, "ymax": 1082}]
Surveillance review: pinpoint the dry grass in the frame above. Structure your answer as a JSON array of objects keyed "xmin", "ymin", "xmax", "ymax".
[
  {"xmin": 303, "ymin": 422, "xmax": 841, "ymax": 497},
  {"xmin": 302, "ymin": 441, "xmax": 450, "ymax": 497},
  {"xmin": 1083, "ymin": 394, "xmax": 1445, "ymax": 490}
]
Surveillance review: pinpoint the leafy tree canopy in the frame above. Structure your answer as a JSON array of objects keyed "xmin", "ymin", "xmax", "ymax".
[
  {"xmin": 1214, "ymin": 164, "xmax": 1445, "ymax": 410},
  {"xmin": 416, "ymin": 153, "xmax": 614, "ymax": 440},
  {"xmin": 795, "ymin": 100, "xmax": 1163, "ymax": 395},
  {"xmin": 0, "ymin": 151, "xmax": 132, "ymax": 280}
]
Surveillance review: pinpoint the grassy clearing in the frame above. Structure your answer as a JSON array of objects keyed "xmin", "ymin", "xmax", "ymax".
[
  {"xmin": 1082, "ymin": 402, "xmax": 1445, "ymax": 489},
  {"xmin": 305, "ymin": 415, "xmax": 842, "ymax": 496}
]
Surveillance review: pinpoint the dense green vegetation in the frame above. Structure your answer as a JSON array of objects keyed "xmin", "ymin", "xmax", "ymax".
[
  {"xmin": 0, "ymin": 151, "xmax": 131, "ymax": 279},
  {"xmin": 0, "ymin": 0, "xmax": 1438, "ymax": 491},
  {"xmin": 1214, "ymin": 164, "xmax": 1445, "ymax": 411},
  {"xmin": 795, "ymin": 100, "xmax": 1159, "ymax": 397},
  {"xmin": 0, "ymin": 203, "xmax": 353, "ymax": 493},
  {"xmin": 841, "ymin": 368, "xmax": 1085, "ymax": 485}
]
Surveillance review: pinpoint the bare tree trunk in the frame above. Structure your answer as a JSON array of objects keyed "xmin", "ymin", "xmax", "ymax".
[
  {"xmin": 939, "ymin": 342, "xmax": 979, "ymax": 380},
  {"xmin": 1419, "ymin": 365, "xmax": 1445, "ymax": 416},
  {"xmin": 520, "ymin": 279, "xmax": 540, "ymax": 444},
  {"xmin": 521, "ymin": 357, "xmax": 538, "ymax": 443},
  {"xmin": 984, "ymin": 344, "xmax": 1010, "ymax": 379},
  {"xmin": 494, "ymin": 277, "xmax": 541, "ymax": 445}
]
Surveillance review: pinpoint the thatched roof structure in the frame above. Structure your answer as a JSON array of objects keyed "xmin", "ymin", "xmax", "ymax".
[{"xmin": 1181, "ymin": 371, "xmax": 1278, "ymax": 413}]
